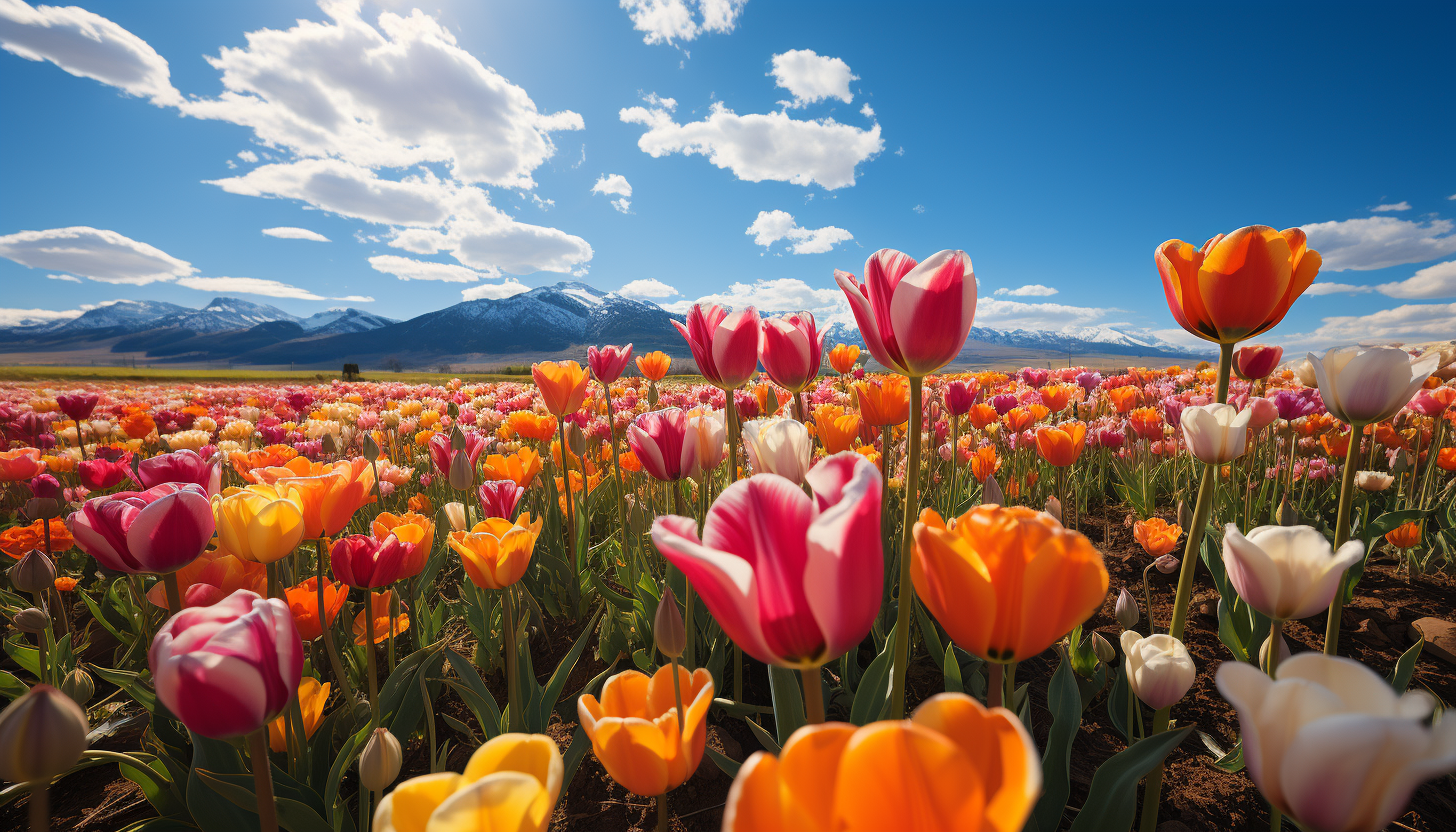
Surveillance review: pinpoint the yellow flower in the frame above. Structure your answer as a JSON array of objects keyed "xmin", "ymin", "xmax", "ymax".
[
  {"xmin": 447, "ymin": 515, "xmax": 543, "ymax": 590},
  {"xmin": 374, "ymin": 733, "xmax": 563, "ymax": 832},
  {"xmin": 212, "ymin": 484, "xmax": 306, "ymax": 564},
  {"xmin": 269, "ymin": 677, "xmax": 330, "ymax": 753}
]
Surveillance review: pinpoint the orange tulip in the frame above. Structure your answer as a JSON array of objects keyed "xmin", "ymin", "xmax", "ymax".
[
  {"xmin": 1438, "ymin": 447, "xmax": 1456, "ymax": 472},
  {"xmin": 1385, "ymin": 521, "xmax": 1422, "ymax": 550},
  {"xmin": 1129, "ymin": 407, "xmax": 1164, "ymax": 441},
  {"xmin": 447, "ymin": 514, "xmax": 543, "ymax": 590},
  {"xmin": 619, "ymin": 450, "xmax": 642, "ymax": 473},
  {"xmin": 372, "ymin": 511, "xmax": 435, "ymax": 578},
  {"xmin": 481, "ymin": 447, "xmax": 543, "ymax": 489},
  {"xmin": 636, "ymin": 350, "xmax": 671, "ymax": 382},
  {"xmin": 722, "ymin": 692, "xmax": 1038, "ymax": 832},
  {"xmin": 269, "ymin": 677, "xmax": 330, "ymax": 753},
  {"xmin": 1156, "ymin": 225, "xmax": 1319, "ymax": 344},
  {"xmin": 971, "ymin": 446, "xmax": 1001, "ymax": 483},
  {"xmin": 1106, "ymin": 386, "xmax": 1140, "ymax": 413},
  {"xmin": 577, "ymin": 664, "xmax": 714, "ymax": 797},
  {"xmin": 1002, "ymin": 407, "xmax": 1036, "ymax": 435},
  {"xmin": 817, "ymin": 408, "xmax": 863, "ymax": 454},
  {"xmin": 119, "ymin": 409, "xmax": 156, "ymax": 440},
  {"xmin": 1034, "ymin": 422, "xmax": 1086, "ymax": 467},
  {"xmin": 532, "ymin": 360, "xmax": 590, "ymax": 416},
  {"xmin": 854, "ymin": 376, "xmax": 911, "ymax": 426},
  {"xmin": 285, "ymin": 576, "xmax": 347, "ymax": 641},
  {"xmin": 229, "ymin": 445, "xmax": 298, "ymax": 479},
  {"xmin": 1038, "ymin": 383, "xmax": 1076, "ymax": 414},
  {"xmin": 146, "ymin": 547, "xmax": 267, "ymax": 609},
  {"xmin": 353, "ymin": 590, "xmax": 410, "ymax": 645},
  {"xmin": 0, "ymin": 519, "xmax": 73, "ymax": 559},
  {"xmin": 0, "ymin": 448, "xmax": 47, "ymax": 482},
  {"xmin": 1133, "ymin": 518, "xmax": 1182, "ymax": 557},
  {"xmin": 828, "ymin": 343, "xmax": 861, "ymax": 375},
  {"xmin": 54, "ymin": 577, "xmax": 79, "ymax": 592},
  {"xmin": 507, "ymin": 411, "xmax": 558, "ymax": 443},
  {"xmin": 406, "ymin": 492, "xmax": 433, "ymax": 514},
  {"xmin": 912, "ymin": 505, "xmax": 1109, "ymax": 663},
  {"xmin": 967, "ymin": 403, "xmax": 999, "ymax": 431},
  {"xmin": 1321, "ymin": 431, "xmax": 1352, "ymax": 459},
  {"xmin": 279, "ymin": 458, "xmax": 376, "ymax": 538}
]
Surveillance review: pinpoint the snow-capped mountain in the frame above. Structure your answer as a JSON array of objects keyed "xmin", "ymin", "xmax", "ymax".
[
  {"xmin": 42, "ymin": 299, "xmax": 195, "ymax": 334},
  {"xmin": 299, "ymin": 308, "xmax": 399, "ymax": 334},
  {"xmin": 158, "ymin": 297, "xmax": 301, "ymax": 333}
]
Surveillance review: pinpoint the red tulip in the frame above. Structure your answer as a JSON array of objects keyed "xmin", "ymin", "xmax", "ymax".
[
  {"xmin": 760, "ymin": 312, "xmax": 825, "ymax": 393},
  {"xmin": 673, "ymin": 303, "xmax": 761, "ymax": 390},
  {"xmin": 835, "ymin": 249, "xmax": 976, "ymax": 377},
  {"xmin": 330, "ymin": 533, "xmax": 416, "ymax": 589},
  {"xmin": 78, "ymin": 458, "xmax": 128, "ymax": 490},
  {"xmin": 944, "ymin": 379, "xmax": 980, "ymax": 416},
  {"xmin": 426, "ymin": 430, "xmax": 488, "ymax": 478},
  {"xmin": 1235, "ymin": 344, "xmax": 1284, "ymax": 381},
  {"xmin": 56, "ymin": 392, "xmax": 98, "ymax": 422},
  {"xmin": 70, "ymin": 483, "xmax": 215, "ymax": 575},
  {"xmin": 587, "ymin": 343, "xmax": 634, "ymax": 384},
  {"xmin": 477, "ymin": 479, "xmax": 524, "ymax": 519}
]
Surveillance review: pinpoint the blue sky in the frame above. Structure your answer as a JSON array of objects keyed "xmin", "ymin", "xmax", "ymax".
[{"xmin": 2, "ymin": 0, "xmax": 1453, "ymax": 351}]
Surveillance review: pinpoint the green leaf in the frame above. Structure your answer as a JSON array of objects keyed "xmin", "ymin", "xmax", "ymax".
[
  {"xmin": 586, "ymin": 570, "xmax": 634, "ymax": 612},
  {"xmin": 1389, "ymin": 634, "xmax": 1424, "ymax": 693},
  {"xmin": 1197, "ymin": 730, "xmax": 1244, "ymax": 773},
  {"xmin": 849, "ymin": 628, "xmax": 895, "ymax": 726},
  {"xmin": 705, "ymin": 746, "xmax": 742, "ymax": 778},
  {"xmin": 186, "ymin": 732, "xmax": 256, "ymax": 832},
  {"xmin": 768, "ymin": 665, "xmax": 806, "ymax": 746},
  {"xmin": 1107, "ymin": 666, "xmax": 1130, "ymax": 743},
  {"xmin": 943, "ymin": 644, "xmax": 962, "ymax": 694},
  {"xmin": 555, "ymin": 723, "xmax": 590, "ymax": 816},
  {"xmin": 0, "ymin": 670, "xmax": 27, "ymax": 701},
  {"xmin": 117, "ymin": 753, "xmax": 188, "ymax": 819},
  {"xmin": 914, "ymin": 601, "xmax": 944, "ymax": 670},
  {"xmin": 532, "ymin": 607, "xmax": 603, "ymax": 732},
  {"xmin": 1216, "ymin": 597, "xmax": 1250, "ymax": 664},
  {"xmin": 1034, "ymin": 654, "xmax": 1082, "ymax": 832},
  {"xmin": 445, "ymin": 648, "xmax": 502, "ymax": 739},
  {"xmin": 1066, "ymin": 727, "xmax": 1193, "ymax": 832},
  {"xmin": 195, "ymin": 769, "xmax": 333, "ymax": 832},
  {"xmin": 740, "ymin": 713, "xmax": 781, "ymax": 754}
]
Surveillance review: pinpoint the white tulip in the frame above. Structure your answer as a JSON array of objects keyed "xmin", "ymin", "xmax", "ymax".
[
  {"xmin": 1179, "ymin": 403, "xmax": 1252, "ymax": 463},
  {"xmin": 1217, "ymin": 653, "xmax": 1456, "ymax": 832},
  {"xmin": 686, "ymin": 409, "xmax": 727, "ymax": 478},
  {"xmin": 741, "ymin": 418, "xmax": 812, "ymax": 484},
  {"xmin": 1120, "ymin": 630, "xmax": 1195, "ymax": 709},
  {"xmin": 1307, "ymin": 345, "xmax": 1440, "ymax": 427},
  {"xmin": 1222, "ymin": 524, "xmax": 1365, "ymax": 621},
  {"xmin": 1354, "ymin": 471, "xmax": 1393, "ymax": 493}
]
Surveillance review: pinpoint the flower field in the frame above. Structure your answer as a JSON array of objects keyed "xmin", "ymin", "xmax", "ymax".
[{"xmin": 2, "ymin": 237, "xmax": 1456, "ymax": 832}]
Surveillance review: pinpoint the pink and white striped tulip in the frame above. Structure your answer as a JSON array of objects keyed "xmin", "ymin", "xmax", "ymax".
[
  {"xmin": 627, "ymin": 408, "xmax": 699, "ymax": 482},
  {"xmin": 835, "ymin": 248, "xmax": 976, "ymax": 377},
  {"xmin": 672, "ymin": 304, "xmax": 761, "ymax": 390},
  {"xmin": 587, "ymin": 343, "xmax": 634, "ymax": 384},
  {"xmin": 131, "ymin": 449, "xmax": 222, "ymax": 497},
  {"xmin": 652, "ymin": 453, "xmax": 883, "ymax": 668},
  {"xmin": 686, "ymin": 410, "xmax": 727, "ymax": 477},
  {"xmin": 760, "ymin": 313, "xmax": 824, "ymax": 393},
  {"xmin": 70, "ymin": 483, "xmax": 214, "ymax": 574},
  {"xmin": 150, "ymin": 589, "xmax": 303, "ymax": 739}
]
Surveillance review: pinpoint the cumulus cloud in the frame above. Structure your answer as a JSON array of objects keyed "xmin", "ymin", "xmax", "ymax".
[
  {"xmin": 461, "ymin": 278, "xmax": 530, "ymax": 300},
  {"xmin": 1306, "ymin": 282, "xmax": 1373, "ymax": 295},
  {"xmin": 1376, "ymin": 259, "xmax": 1456, "ymax": 299},
  {"xmin": 591, "ymin": 174, "xmax": 632, "ymax": 213},
  {"xmin": 660, "ymin": 277, "xmax": 851, "ymax": 325},
  {"xmin": 1284, "ymin": 302, "xmax": 1456, "ymax": 349},
  {"xmin": 770, "ymin": 49, "xmax": 855, "ymax": 107},
  {"xmin": 176, "ymin": 276, "xmax": 372, "ymax": 302},
  {"xmin": 618, "ymin": 278, "xmax": 678, "ymax": 298},
  {"xmin": 0, "ymin": 0, "xmax": 182, "ymax": 105},
  {"xmin": 0, "ymin": 226, "xmax": 194, "ymax": 284},
  {"xmin": 621, "ymin": 100, "xmax": 882, "ymax": 189},
  {"xmin": 0, "ymin": 306, "xmax": 85, "ymax": 327},
  {"xmin": 975, "ymin": 298, "xmax": 1111, "ymax": 331},
  {"xmin": 368, "ymin": 254, "xmax": 494, "ymax": 283},
  {"xmin": 237, "ymin": 150, "xmax": 258, "ymax": 163},
  {"xmin": 262, "ymin": 226, "xmax": 330, "ymax": 242},
  {"xmin": 619, "ymin": 0, "xmax": 745, "ymax": 45},
  {"xmin": 859, "ymin": 103, "xmax": 874, "ymax": 117},
  {"xmin": 993, "ymin": 284, "xmax": 1058, "ymax": 297},
  {"xmin": 46, "ymin": 273, "xmax": 81, "ymax": 282},
  {"xmin": 1301, "ymin": 216, "xmax": 1456, "ymax": 271},
  {"xmin": 745, "ymin": 209, "xmax": 852, "ymax": 254},
  {"xmin": 1370, "ymin": 201, "xmax": 1411, "ymax": 212}
]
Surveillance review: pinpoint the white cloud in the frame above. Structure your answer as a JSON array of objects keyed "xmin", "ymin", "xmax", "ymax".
[
  {"xmin": 912, "ymin": 204, "xmax": 925, "ymax": 214},
  {"xmin": 1301, "ymin": 216, "xmax": 1456, "ymax": 271},
  {"xmin": 0, "ymin": 306, "xmax": 84, "ymax": 327},
  {"xmin": 591, "ymin": 174, "xmax": 633, "ymax": 198},
  {"xmin": 176, "ymin": 275, "xmax": 372, "ymax": 302},
  {"xmin": 621, "ymin": 101, "xmax": 882, "ymax": 189},
  {"xmin": 0, "ymin": 0, "xmax": 182, "ymax": 105},
  {"xmin": 1376, "ymin": 259, "xmax": 1456, "ymax": 299},
  {"xmin": 1370, "ymin": 201, "xmax": 1411, "ymax": 212},
  {"xmin": 0, "ymin": 226, "xmax": 194, "ymax": 284},
  {"xmin": 661, "ymin": 277, "xmax": 851, "ymax": 325},
  {"xmin": 46, "ymin": 273, "xmax": 81, "ymax": 282},
  {"xmin": 1306, "ymin": 282, "xmax": 1373, "ymax": 295},
  {"xmin": 993, "ymin": 284, "xmax": 1058, "ymax": 297},
  {"xmin": 237, "ymin": 150, "xmax": 258, "ymax": 163},
  {"xmin": 619, "ymin": 0, "xmax": 745, "ymax": 45},
  {"xmin": 745, "ymin": 209, "xmax": 852, "ymax": 254},
  {"xmin": 368, "ymin": 254, "xmax": 493, "ymax": 283},
  {"xmin": 262, "ymin": 226, "xmax": 330, "ymax": 242},
  {"xmin": 1284, "ymin": 302, "xmax": 1456, "ymax": 349},
  {"xmin": 641, "ymin": 91, "xmax": 677, "ymax": 111},
  {"xmin": 618, "ymin": 278, "xmax": 678, "ymax": 298},
  {"xmin": 770, "ymin": 49, "xmax": 855, "ymax": 107},
  {"xmin": 859, "ymin": 103, "xmax": 874, "ymax": 118},
  {"xmin": 975, "ymin": 298, "xmax": 1110, "ymax": 331},
  {"xmin": 461, "ymin": 278, "xmax": 530, "ymax": 300}
]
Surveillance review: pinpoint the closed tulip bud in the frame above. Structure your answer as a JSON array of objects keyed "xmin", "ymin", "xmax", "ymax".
[
  {"xmin": 1115, "ymin": 587, "xmax": 1140, "ymax": 629},
  {"xmin": 981, "ymin": 474, "xmax": 1004, "ymax": 506},
  {"xmin": 0, "ymin": 684, "xmax": 89, "ymax": 784},
  {"xmin": 61, "ymin": 667, "xmax": 95, "ymax": 706},
  {"xmin": 448, "ymin": 450, "xmax": 473, "ymax": 491},
  {"xmin": 654, "ymin": 583, "xmax": 686, "ymax": 660},
  {"xmin": 30, "ymin": 474, "xmax": 61, "ymax": 501},
  {"xmin": 363, "ymin": 433, "xmax": 380, "ymax": 461},
  {"xmin": 1177, "ymin": 499, "xmax": 1192, "ymax": 532},
  {"xmin": 1235, "ymin": 344, "xmax": 1284, "ymax": 381},
  {"xmin": 566, "ymin": 421, "xmax": 587, "ymax": 457},
  {"xmin": 1181, "ymin": 403, "xmax": 1253, "ymax": 463},
  {"xmin": 359, "ymin": 727, "xmax": 403, "ymax": 792},
  {"xmin": 1276, "ymin": 494, "xmax": 1300, "ymax": 527},
  {"xmin": 25, "ymin": 497, "xmax": 60, "ymax": 521},
  {"xmin": 9, "ymin": 549, "xmax": 56, "ymax": 595},
  {"xmin": 1044, "ymin": 495, "xmax": 1063, "ymax": 524},
  {"xmin": 443, "ymin": 501, "xmax": 467, "ymax": 532},
  {"xmin": 321, "ymin": 433, "xmax": 336, "ymax": 455},
  {"xmin": 1154, "ymin": 554, "xmax": 1180, "ymax": 574},
  {"xmin": 13, "ymin": 608, "xmax": 49, "ymax": 634},
  {"xmin": 1092, "ymin": 631, "xmax": 1116, "ymax": 664},
  {"xmin": 1259, "ymin": 632, "xmax": 1292, "ymax": 670},
  {"xmin": 1120, "ymin": 631, "xmax": 1196, "ymax": 710}
]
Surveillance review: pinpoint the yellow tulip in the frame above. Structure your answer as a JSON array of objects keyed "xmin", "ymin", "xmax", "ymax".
[
  {"xmin": 447, "ymin": 515, "xmax": 543, "ymax": 590},
  {"xmin": 212, "ymin": 484, "xmax": 305, "ymax": 564},
  {"xmin": 374, "ymin": 733, "xmax": 563, "ymax": 832},
  {"xmin": 269, "ymin": 677, "xmax": 330, "ymax": 753}
]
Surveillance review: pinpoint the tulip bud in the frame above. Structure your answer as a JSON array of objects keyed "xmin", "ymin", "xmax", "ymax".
[
  {"xmin": 1259, "ymin": 632, "xmax": 1293, "ymax": 670},
  {"xmin": 1154, "ymin": 554, "xmax": 1179, "ymax": 574},
  {"xmin": 61, "ymin": 667, "xmax": 95, "ymax": 706},
  {"xmin": 9, "ymin": 550, "xmax": 57, "ymax": 595},
  {"xmin": 13, "ymin": 608, "xmax": 49, "ymax": 634},
  {"xmin": 1120, "ymin": 631, "xmax": 1196, "ymax": 710},
  {"xmin": 448, "ymin": 401, "xmax": 460, "ymax": 419},
  {"xmin": 24, "ymin": 498, "xmax": 60, "ymax": 521},
  {"xmin": 1044, "ymin": 495, "xmax": 1062, "ymax": 524},
  {"xmin": 448, "ymin": 451, "xmax": 473, "ymax": 492},
  {"xmin": 566, "ymin": 422, "xmax": 587, "ymax": 457},
  {"xmin": 321, "ymin": 433, "xmax": 336, "ymax": 455},
  {"xmin": 1092, "ymin": 631, "xmax": 1116, "ymax": 664},
  {"xmin": 1276, "ymin": 494, "xmax": 1300, "ymax": 527},
  {"xmin": 0, "ymin": 684, "xmax": 90, "ymax": 784},
  {"xmin": 981, "ymin": 475, "xmax": 1004, "ymax": 506},
  {"xmin": 1115, "ymin": 587, "xmax": 1140, "ymax": 629},
  {"xmin": 362, "ymin": 433, "xmax": 380, "ymax": 462},
  {"xmin": 654, "ymin": 583, "xmax": 686, "ymax": 660},
  {"xmin": 443, "ymin": 501, "xmax": 467, "ymax": 532},
  {"xmin": 1177, "ymin": 500, "xmax": 1192, "ymax": 531},
  {"xmin": 358, "ymin": 727, "xmax": 402, "ymax": 792},
  {"xmin": 450, "ymin": 425, "xmax": 467, "ymax": 452}
]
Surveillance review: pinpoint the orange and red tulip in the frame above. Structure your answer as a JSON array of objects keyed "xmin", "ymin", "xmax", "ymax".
[
  {"xmin": 447, "ymin": 514, "xmax": 542, "ymax": 590},
  {"xmin": 531, "ymin": 360, "xmax": 590, "ymax": 416},
  {"xmin": 1156, "ymin": 225, "xmax": 1320, "ymax": 344},
  {"xmin": 1034, "ymin": 421, "xmax": 1086, "ymax": 467}
]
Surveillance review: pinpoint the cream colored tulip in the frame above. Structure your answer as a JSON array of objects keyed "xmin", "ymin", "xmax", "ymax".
[
  {"xmin": 1222, "ymin": 524, "xmax": 1364, "ymax": 621},
  {"xmin": 741, "ymin": 418, "xmax": 812, "ymax": 484},
  {"xmin": 443, "ymin": 501, "xmax": 468, "ymax": 532},
  {"xmin": 1355, "ymin": 471, "xmax": 1393, "ymax": 492},
  {"xmin": 374, "ymin": 733, "xmax": 562, "ymax": 832},
  {"xmin": 1120, "ymin": 630, "xmax": 1195, "ymax": 709},
  {"xmin": 1217, "ymin": 653, "xmax": 1456, "ymax": 832},
  {"xmin": 686, "ymin": 409, "xmax": 727, "ymax": 477},
  {"xmin": 1179, "ymin": 403, "xmax": 1252, "ymax": 463},
  {"xmin": 1308, "ymin": 345, "xmax": 1440, "ymax": 426}
]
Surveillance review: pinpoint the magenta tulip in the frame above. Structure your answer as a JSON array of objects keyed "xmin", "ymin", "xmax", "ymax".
[
  {"xmin": 78, "ymin": 458, "xmax": 128, "ymax": 490},
  {"xmin": 70, "ymin": 483, "xmax": 214, "ymax": 574},
  {"xmin": 426, "ymin": 430, "xmax": 488, "ymax": 478},
  {"xmin": 652, "ymin": 452, "xmax": 883, "ymax": 668},
  {"xmin": 131, "ymin": 449, "xmax": 222, "ymax": 497},
  {"xmin": 149, "ymin": 589, "xmax": 302, "ymax": 739},
  {"xmin": 587, "ymin": 343, "xmax": 634, "ymax": 384},
  {"xmin": 477, "ymin": 479, "xmax": 524, "ymax": 520},
  {"xmin": 627, "ymin": 408, "xmax": 699, "ymax": 482},
  {"xmin": 944, "ymin": 379, "xmax": 980, "ymax": 416},
  {"xmin": 1235, "ymin": 344, "xmax": 1284, "ymax": 381},
  {"xmin": 673, "ymin": 303, "xmax": 761, "ymax": 390},
  {"xmin": 760, "ymin": 312, "xmax": 824, "ymax": 393},
  {"xmin": 331, "ymin": 533, "xmax": 415, "ymax": 589},
  {"xmin": 56, "ymin": 392, "xmax": 98, "ymax": 422},
  {"xmin": 834, "ymin": 248, "xmax": 976, "ymax": 377}
]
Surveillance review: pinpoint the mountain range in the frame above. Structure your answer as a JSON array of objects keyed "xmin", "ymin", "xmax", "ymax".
[{"xmin": 0, "ymin": 283, "xmax": 1206, "ymax": 369}]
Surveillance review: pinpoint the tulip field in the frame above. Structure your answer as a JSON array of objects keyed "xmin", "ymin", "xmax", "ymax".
[{"xmin": 3, "ymin": 237, "xmax": 1456, "ymax": 832}]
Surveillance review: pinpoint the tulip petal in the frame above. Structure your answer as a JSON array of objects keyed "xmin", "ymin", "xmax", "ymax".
[
  {"xmin": 1222, "ymin": 525, "xmax": 1285, "ymax": 620},
  {"xmin": 127, "ymin": 487, "xmax": 214, "ymax": 574},
  {"xmin": 594, "ymin": 717, "xmax": 672, "ymax": 797},
  {"xmin": 723, "ymin": 752, "xmax": 784, "ymax": 832},
  {"xmin": 804, "ymin": 454, "xmax": 883, "ymax": 661},
  {"xmin": 373, "ymin": 772, "xmax": 460, "ymax": 832},
  {"xmin": 427, "ymin": 770, "xmax": 552, "ymax": 832},
  {"xmin": 776, "ymin": 723, "xmax": 856, "ymax": 832},
  {"xmin": 652, "ymin": 515, "xmax": 779, "ymax": 665},
  {"xmin": 834, "ymin": 721, "xmax": 986, "ymax": 832},
  {"xmin": 888, "ymin": 249, "xmax": 975, "ymax": 376},
  {"xmin": 835, "ymin": 269, "xmax": 900, "ymax": 374},
  {"xmin": 461, "ymin": 733, "xmax": 564, "ymax": 801},
  {"xmin": 911, "ymin": 694, "xmax": 1040, "ymax": 832}
]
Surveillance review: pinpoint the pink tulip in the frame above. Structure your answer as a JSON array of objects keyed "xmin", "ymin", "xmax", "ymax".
[
  {"xmin": 56, "ymin": 392, "xmax": 98, "ymax": 422},
  {"xmin": 477, "ymin": 479, "xmax": 524, "ymax": 519},
  {"xmin": 587, "ymin": 343, "xmax": 634, "ymax": 384},
  {"xmin": 760, "ymin": 313, "xmax": 824, "ymax": 393},
  {"xmin": 944, "ymin": 379, "xmax": 980, "ymax": 416},
  {"xmin": 834, "ymin": 249, "xmax": 976, "ymax": 377},
  {"xmin": 131, "ymin": 449, "xmax": 222, "ymax": 497},
  {"xmin": 149, "ymin": 589, "xmax": 302, "ymax": 739},
  {"xmin": 1235, "ymin": 344, "xmax": 1284, "ymax": 381},
  {"xmin": 652, "ymin": 453, "xmax": 883, "ymax": 667},
  {"xmin": 673, "ymin": 304, "xmax": 761, "ymax": 390},
  {"xmin": 331, "ymin": 533, "xmax": 415, "ymax": 589},
  {"xmin": 78, "ymin": 458, "xmax": 128, "ymax": 490},
  {"xmin": 70, "ymin": 483, "xmax": 214, "ymax": 574},
  {"xmin": 627, "ymin": 408, "xmax": 699, "ymax": 482},
  {"xmin": 427, "ymin": 430, "xmax": 488, "ymax": 477},
  {"xmin": 1246, "ymin": 396, "xmax": 1280, "ymax": 433}
]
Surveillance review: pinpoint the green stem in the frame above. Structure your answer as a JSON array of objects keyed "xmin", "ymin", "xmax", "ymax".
[
  {"xmin": 605, "ymin": 383, "xmax": 635, "ymax": 592},
  {"xmin": 557, "ymin": 416, "xmax": 577, "ymax": 570},
  {"xmin": 29, "ymin": 782, "xmax": 48, "ymax": 832},
  {"xmin": 247, "ymin": 729, "xmax": 279, "ymax": 832},
  {"xmin": 1324, "ymin": 425, "xmax": 1363, "ymax": 655},
  {"xmin": 366, "ymin": 589, "xmax": 379, "ymax": 730},
  {"xmin": 504, "ymin": 586, "xmax": 521, "ymax": 733},
  {"xmin": 317, "ymin": 540, "xmax": 354, "ymax": 705},
  {"xmin": 656, "ymin": 791, "xmax": 669, "ymax": 832},
  {"xmin": 670, "ymin": 656, "xmax": 685, "ymax": 729},
  {"xmin": 801, "ymin": 666, "xmax": 824, "ymax": 724},
  {"xmin": 671, "ymin": 483, "xmax": 695, "ymax": 668},
  {"xmin": 888, "ymin": 374, "xmax": 924, "ymax": 719},
  {"xmin": 1265, "ymin": 619, "xmax": 1286, "ymax": 677},
  {"xmin": 987, "ymin": 661, "xmax": 1004, "ymax": 708}
]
